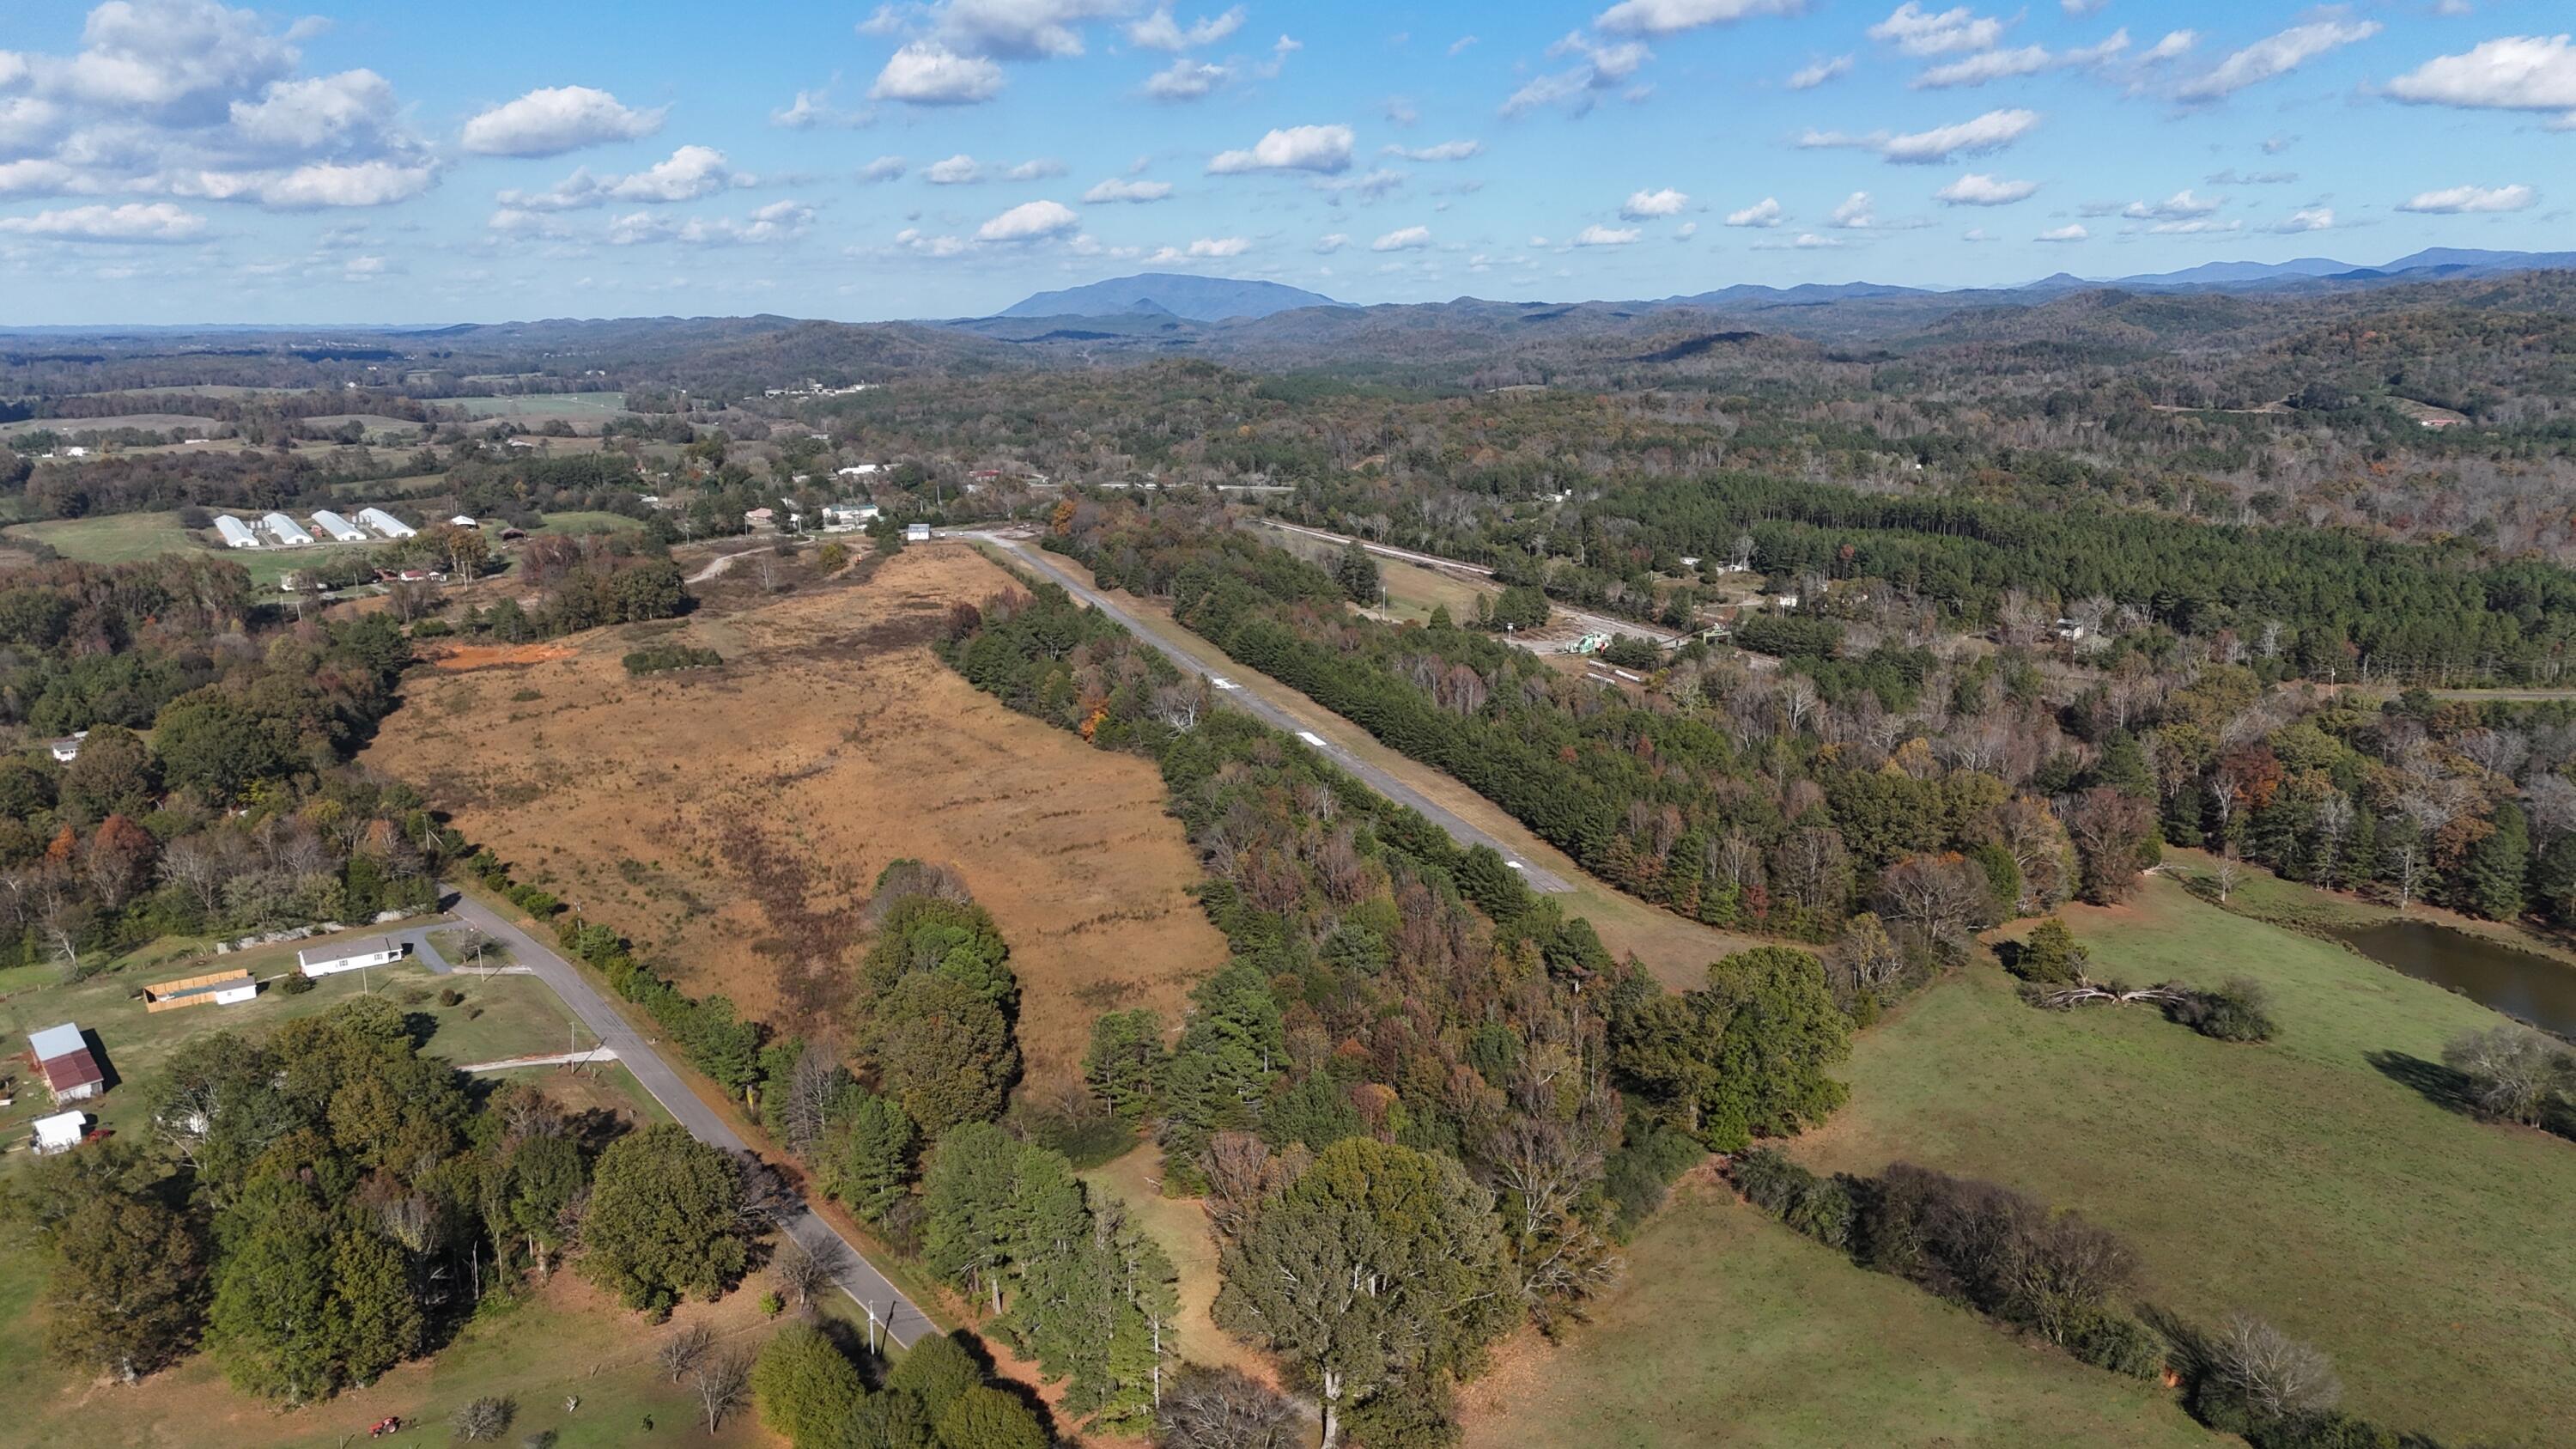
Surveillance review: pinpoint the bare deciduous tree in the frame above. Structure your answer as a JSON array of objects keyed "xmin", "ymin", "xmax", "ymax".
[
  {"xmin": 772, "ymin": 1233, "xmax": 836, "ymax": 1312},
  {"xmin": 2207, "ymin": 1314, "xmax": 2342, "ymax": 1423},
  {"xmin": 2441, "ymin": 1026, "xmax": 2573, "ymax": 1124},
  {"xmin": 1157, "ymin": 1364, "xmax": 1301, "ymax": 1449},
  {"xmin": 692, "ymin": 1349, "xmax": 753, "ymax": 1434},
  {"xmin": 656, "ymin": 1322, "xmax": 712, "ymax": 1384}
]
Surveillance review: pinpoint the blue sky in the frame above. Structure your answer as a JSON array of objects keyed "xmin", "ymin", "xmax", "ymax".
[{"xmin": 0, "ymin": 0, "xmax": 2567, "ymax": 324}]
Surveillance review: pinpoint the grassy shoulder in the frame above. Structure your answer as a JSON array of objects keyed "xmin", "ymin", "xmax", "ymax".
[
  {"xmin": 1795, "ymin": 874, "xmax": 2576, "ymax": 1442},
  {"xmin": 1458, "ymin": 1178, "xmax": 2209, "ymax": 1449}
]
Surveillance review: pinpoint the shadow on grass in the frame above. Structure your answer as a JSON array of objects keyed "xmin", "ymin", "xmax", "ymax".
[
  {"xmin": 2369, "ymin": 1049, "xmax": 2576, "ymax": 1143},
  {"xmin": 2366, "ymin": 1049, "xmax": 2480, "ymax": 1117}
]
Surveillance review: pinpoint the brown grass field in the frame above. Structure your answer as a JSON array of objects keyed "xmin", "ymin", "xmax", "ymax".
[{"xmin": 362, "ymin": 543, "xmax": 1230, "ymax": 1083}]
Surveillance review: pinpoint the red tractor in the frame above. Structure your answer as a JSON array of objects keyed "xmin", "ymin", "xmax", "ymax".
[{"xmin": 367, "ymin": 1415, "xmax": 403, "ymax": 1438}]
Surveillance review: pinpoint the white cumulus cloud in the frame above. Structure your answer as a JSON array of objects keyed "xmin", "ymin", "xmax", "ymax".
[
  {"xmin": 1372, "ymin": 224, "xmax": 1431, "ymax": 251},
  {"xmin": 977, "ymin": 198, "xmax": 1080, "ymax": 240},
  {"xmin": 0, "ymin": 201, "xmax": 205, "ymax": 240},
  {"xmin": 1725, "ymin": 197, "xmax": 1783, "ymax": 228},
  {"xmin": 1620, "ymin": 187, "xmax": 1688, "ymax": 219},
  {"xmin": 1935, "ymin": 173, "xmax": 2036, "ymax": 205},
  {"xmin": 252, "ymin": 158, "xmax": 436, "ymax": 209},
  {"xmin": 461, "ymin": 86, "xmax": 665, "ymax": 157},
  {"xmin": 872, "ymin": 43, "xmax": 1005, "ymax": 105},
  {"xmin": 1151, "ymin": 234, "xmax": 1249, "ymax": 260},
  {"xmin": 1084, "ymin": 177, "xmax": 1172, "ymax": 202},
  {"xmin": 2397, "ymin": 183, "xmax": 2536, "ymax": 213},
  {"xmin": 1868, "ymin": 3, "xmax": 2008, "ymax": 57},
  {"xmin": 1788, "ymin": 55, "xmax": 1854, "ymax": 88},
  {"xmin": 1595, "ymin": 0, "xmax": 1806, "ymax": 38},
  {"xmin": 1127, "ymin": 5, "xmax": 1245, "ymax": 50},
  {"xmin": 1145, "ymin": 58, "xmax": 1228, "ymax": 100},
  {"xmin": 1386, "ymin": 140, "xmax": 1483, "ymax": 161},
  {"xmin": 2177, "ymin": 20, "xmax": 2381, "ymax": 101},
  {"xmin": 2037, "ymin": 222, "xmax": 2087, "ymax": 241},
  {"xmin": 1801, "ymin": 107, "xmax": 2039, "ymax": 163},
  {"xmin": 2385, "ymin": 34, "xmax": 2576, "ymax": 118},
  {"xmin": 1208, "ymin": 124, "xmax": 1355, "ymax": 174},
  {"xmin": 2123, "ymin": 188, "xmax": 2221, "ymax": 219},
  {"xmin": 1573, "ymin": 223, "xmax": 1641, "ymax": 246}
]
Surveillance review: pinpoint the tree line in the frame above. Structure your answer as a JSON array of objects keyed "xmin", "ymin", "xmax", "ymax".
[{"xmin": 941, "ymin": 575, "xmax": 1864, "ymax": 1446}]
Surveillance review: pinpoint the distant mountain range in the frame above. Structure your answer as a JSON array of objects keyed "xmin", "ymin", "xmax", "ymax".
[
  {"xmin": 988, "ymin": 249, "xmax": 2576, "ymax": 328},
  {"xmin": 996, "ymin": 272, "xmax": 1351, "ymax": 323}
]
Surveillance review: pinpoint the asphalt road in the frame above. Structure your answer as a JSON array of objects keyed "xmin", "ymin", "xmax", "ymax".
[
  {"xmin": 968, "ymin": 533, "xmax": 1574, "ymax": 894},
  {"xmin": 442, "ymin": 890, "xmax": 939, "ymax": 1349}
]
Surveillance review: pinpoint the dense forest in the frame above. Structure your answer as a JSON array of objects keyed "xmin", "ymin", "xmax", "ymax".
[{"xmin": 1045, "ymin": 497, "xmax": 2573, "ymax": 957}]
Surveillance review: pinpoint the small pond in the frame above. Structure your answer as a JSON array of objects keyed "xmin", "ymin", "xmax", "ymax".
[{"xmin": 2326, "ymin": 919, "xmax": 2576, "ymax": 1038}]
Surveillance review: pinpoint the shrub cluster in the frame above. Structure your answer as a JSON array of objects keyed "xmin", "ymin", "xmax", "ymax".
[{"xmin": 622, "ymin": 642, "xmax": 723, "ymax": 675}]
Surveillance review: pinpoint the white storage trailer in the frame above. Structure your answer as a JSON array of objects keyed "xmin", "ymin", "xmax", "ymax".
[
  {"xmin": 262, "ymin": 512, "xmax": 314, "ymax": 545},
  {"xmin": 214, "ymin": 515, "xmax": 260, "ymax": 548},
  {"xmin": 309, "ymin": 509, "xmax": 368, "ymax": 542},
  {"xmin": 357, "ymin": 507, "xmax": 415, "ymax": 539}
]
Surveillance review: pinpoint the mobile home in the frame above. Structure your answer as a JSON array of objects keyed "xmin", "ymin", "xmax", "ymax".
[{"xmin": 297, "ymin": 936, "xmax": 405, "ymax": 977}]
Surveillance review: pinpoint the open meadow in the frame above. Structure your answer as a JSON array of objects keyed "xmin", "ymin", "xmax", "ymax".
[
  {"xmin": 0, "ymin": 413, "xmax": 221, "ymax": 438},
  {"xmin": 443, "ymin": 393, "xmax": 630, "ymax": 426},
  {"xmin": 2, "ymin": 509, "xmax": 342, "ymax": 589},
  {"xmin": 1792, "ymin": 874, "xmax": 2576, "ymax": 1442},
  {"xmin": 362, "ymin": 543, "xmax": 1230, "ymax": 1082},
  {"xmin": 1458, "ymin": 1176, "xmax": 2211, "ymax": 1449}
]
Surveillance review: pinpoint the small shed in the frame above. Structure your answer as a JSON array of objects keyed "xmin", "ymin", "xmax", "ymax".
[
  {"xmin": 906, "ymin": 523, "xmax": 932, "ymax": 542},
  {"xmin": 31, "ymin": 1110, "xmax": 87, "ymax": 1155},
  {"xmin": 143, "ymin": 966, "xmax": 257, "ymax": 1012},
  {"xmin": 47, "ymin": 729, "xmax": 88, "ymax": 763},
  {"xmin": 27, "ymin": 1022, "xmax": 103, "ymax": 1104},
  {"xmin": 297, "ymin": 935, "xmax": 405, "ymax": 977}
]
